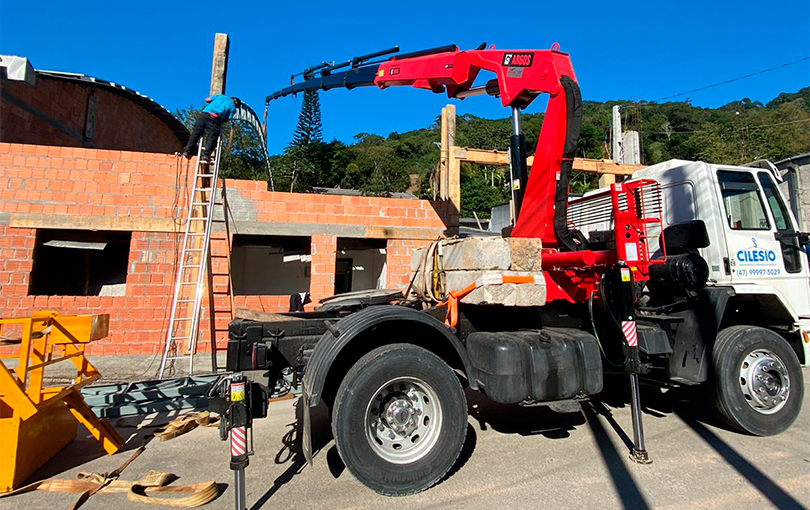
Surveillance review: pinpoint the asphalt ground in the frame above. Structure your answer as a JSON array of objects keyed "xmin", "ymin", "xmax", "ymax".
[{"xmin": 3, "ymin": 372, "xmax": 808, "ymax": 510}]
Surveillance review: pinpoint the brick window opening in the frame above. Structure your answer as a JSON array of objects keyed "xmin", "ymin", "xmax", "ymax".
[
  {"xmin": 335, "ymin": 238, "xmax": 387, "ymax": 294},
  {"xmin": 29, "ymin": 229, "xmax": 131, "ymax": 296},
  {"xmin": 231, "ymin": 235, "xmax": 311, "ymax": 295}
]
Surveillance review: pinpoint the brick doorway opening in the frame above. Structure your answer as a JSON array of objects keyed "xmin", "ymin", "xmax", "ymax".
[{"xmin": 334, "ymin": 238, "xmax": 387, "ymax": 295}]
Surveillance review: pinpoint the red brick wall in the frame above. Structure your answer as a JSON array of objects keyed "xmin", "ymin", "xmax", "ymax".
[
  {"xmin": 0, "ymin": 227, "xmax": 178, "ymax": 356},
  {"xmin": 386, "ymin": 239, "xmax": 433, "ymax": 288},
  {"xmin": 222, "ymin": 178, "xmax": 448, "ymax": 230},
  {"xmin": 1, "ymin": 78, "xmax": 183, "ymax": 154},
  {"xmin": 0, "ymin": 143, "xmax": 448, "ymax": 357}
]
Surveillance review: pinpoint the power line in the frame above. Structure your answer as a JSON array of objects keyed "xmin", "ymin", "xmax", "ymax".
[
  {"xmin": 744, "ymin": 118, "xmax": 810, "ymax": 130},
  {"xmin": 664, "ymin": 117, "xmax": 810, "ymax": 135},
  {"xmin": 657, "ymin": 56, "xmax": 810, "ymax": 101}
]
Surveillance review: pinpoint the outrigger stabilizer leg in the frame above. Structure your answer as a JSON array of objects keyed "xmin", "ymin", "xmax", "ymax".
[
  {"xmin": 209, "ymin": 373, "xmax": 269, "ymax": 510},
  {"xmin": 628, "ymin": 355, "xmax": 651, "ymax": 464},
  {"xmin": 607, "ymin": 262, "xmax": 652, "ymax": 464},
  {"xmin": 228, "ymin": 375, "xmax": 250, "ymax": 510}
]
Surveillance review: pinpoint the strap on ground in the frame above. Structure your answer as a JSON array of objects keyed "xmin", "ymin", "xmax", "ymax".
[{"xmin": 0, "ymin": 432, "xmax": 219, "ymax": 508}]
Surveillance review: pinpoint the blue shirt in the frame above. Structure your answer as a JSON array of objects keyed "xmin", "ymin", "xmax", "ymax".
[{"xmin": 203, "ymin": 95, "xmax": 236, "ymax": 120}]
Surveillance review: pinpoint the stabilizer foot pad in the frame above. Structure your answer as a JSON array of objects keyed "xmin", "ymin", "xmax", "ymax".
[{"xmin": 630, "ymin": 448, "xmax": 652, "ymax": 465}]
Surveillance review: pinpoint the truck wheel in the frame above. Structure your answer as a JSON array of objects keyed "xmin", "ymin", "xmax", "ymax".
[
  {"xmin": 710, "ymin": 325, "xmax": 803, "ymax": 436},
  {"xmin": 331, "ymin": 343, "xmax": 467, "ymax": 496}
]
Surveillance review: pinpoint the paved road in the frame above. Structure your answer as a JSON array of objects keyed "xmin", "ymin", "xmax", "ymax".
[{"xmin": 3, "ymin": 373, "xmax": 809, "ymax": 510}]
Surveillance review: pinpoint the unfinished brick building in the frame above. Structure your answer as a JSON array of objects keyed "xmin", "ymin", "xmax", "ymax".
[{"xmin": 0, "ymin": 143, "xmax": 449, "ymax": 360}]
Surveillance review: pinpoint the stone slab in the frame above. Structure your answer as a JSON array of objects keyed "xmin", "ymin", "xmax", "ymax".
[
  {"xmin": 411, "ymin": 246, "xmax": 426, "ymax": 273},
  {"xmin": 441, "ymin": 237, "xmax": 512, "ymax": 270},
  {"xmin": 415, "ymin": 236, "xmax": 544, "ymax": 272},
  {"xmin": 445, "ymin": 270, "xmax": 546, "ymax": 306},
  {"xmin": 507, "ymin": 237, "xmax": 544, "ymax": 271}
]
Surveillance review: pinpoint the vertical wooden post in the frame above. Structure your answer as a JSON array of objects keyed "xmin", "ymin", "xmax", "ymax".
[
  {"xmin": 209, "ymin": 33, "xmax": 230, "ymax": 96},
  {"xmin": 439, "ymin": 107, "xmax": 449, "ymax": 200},
  {"xmin": 598, "ymin": 173, "xmax": 616, "ymax": 188},
  {"xmin": 446, "ymin": 104, "xmax": 459, "ymax": 229}
]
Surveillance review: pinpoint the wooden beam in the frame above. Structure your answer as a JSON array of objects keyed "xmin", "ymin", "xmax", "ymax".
[
  {"xmin": 451, "ymin": 147, "xmax": 643, "ymax": 175},
  {"xmin": 209, "ymin": 33, "xmax": 230, "ymax": 96}
]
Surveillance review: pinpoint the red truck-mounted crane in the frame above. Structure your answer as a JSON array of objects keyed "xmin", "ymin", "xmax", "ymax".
[{"xmin": 216, "ymin": 44, "xmax": 804, "ymax": 500}]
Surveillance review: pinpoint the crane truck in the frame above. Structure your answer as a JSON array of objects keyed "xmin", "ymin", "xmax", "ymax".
[{"xmin": 218, "ymin": 44, "xmax": 809, "ymax": 497}]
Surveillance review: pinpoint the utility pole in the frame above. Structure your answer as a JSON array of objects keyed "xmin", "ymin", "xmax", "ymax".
[
  {"xmin": 600, "ymin": 105, "xmax": 624, "ymax": 187},
  {"xmin": 611, "ymin": 105, "xmax": 622, "ymax": 164},
  {"xmin": 622, "ymin": 130, "xmax": 641, "ymax": 165}
]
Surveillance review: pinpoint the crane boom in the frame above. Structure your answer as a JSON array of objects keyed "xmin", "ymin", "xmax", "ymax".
[{"xmin": 266, "ymin": 43, "xmax": 583, "ymax": 251}]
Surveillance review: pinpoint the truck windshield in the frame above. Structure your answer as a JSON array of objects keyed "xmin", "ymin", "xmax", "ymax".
[{"xmin": 717, "ymin": 171, "xmax": 769, "ymax": 230}]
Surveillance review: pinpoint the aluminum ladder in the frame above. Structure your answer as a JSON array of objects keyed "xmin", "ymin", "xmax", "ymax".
[{"xmin": 158, "ymin": 137, "xmax": 222, "ymax": 378}]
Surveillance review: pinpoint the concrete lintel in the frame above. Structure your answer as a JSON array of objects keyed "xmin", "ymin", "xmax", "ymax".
[
  {"xmin": 3, "ymin": 212, "xmax": 446, "ymax": 240},
  {"xmin": 4, "ymin": 213, "xmax": 177, "ymax": 232},
  {"xmin": 228, "ymin": 220, "xmax": 444, "ymax": 240},
  {"xmin": 231, "ymin": 221, "xmax": 365, "ymax": 238}
]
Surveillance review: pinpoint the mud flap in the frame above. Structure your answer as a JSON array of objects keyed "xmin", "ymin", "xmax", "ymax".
[{"xmin": 302, "ymin": 389, "xmax": 313, "ymax": 466}]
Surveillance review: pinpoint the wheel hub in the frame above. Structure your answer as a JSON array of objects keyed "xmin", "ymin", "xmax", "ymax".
[
  {"xmin": 365, "ymin": 377, "xmax": 441, "ymax": 464},
  {"xmin": 739, "ymin": 349, "xmax": 790, "ymax": 414},
  {"xmin": 384, "ymin": 398, "xmax": 417, "ymax": 435}
]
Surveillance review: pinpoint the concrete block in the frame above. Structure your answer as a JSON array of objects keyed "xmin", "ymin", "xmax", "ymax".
[
  {"xmin": 507, "ymin": 237, "xmax": 543, "ymax": 271},
  {"xmin": 411, "ymin": 246, "xmax": 426, "ymax": 273},
  {"xmin": 464, "ymin": 285, "xmax": 518, "ymax": 306},
  {"xmin": 441, "ymin": 237, "xmax": 512, "ymax": 270},
  {"xmin": 515, "ymin": 283, "xmax": 547, "ymax": 306},
  {"xmin": 445, "ymin": 270, "xmax": 546, "ymax": 306}
]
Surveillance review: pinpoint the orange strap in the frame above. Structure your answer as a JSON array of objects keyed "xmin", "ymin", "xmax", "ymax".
[{"xmin": 441, "ymin": 274, "xmax": 541, "ymax": 328}]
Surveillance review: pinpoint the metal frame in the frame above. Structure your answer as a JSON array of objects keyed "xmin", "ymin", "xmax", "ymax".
[{"xmin": 0, "ymin": 311, "xmax": 123, "ymax": 492}]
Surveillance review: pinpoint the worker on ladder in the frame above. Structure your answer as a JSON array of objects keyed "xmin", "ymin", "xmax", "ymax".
[{"xmin": 182, "ymin": 95, "xmax": 241, "ymax": 163}]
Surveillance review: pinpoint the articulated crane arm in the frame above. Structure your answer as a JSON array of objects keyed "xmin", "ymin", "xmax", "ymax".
[{"xmin": 266, "ymin": 43, "xmax": 584, "ymax": 251}]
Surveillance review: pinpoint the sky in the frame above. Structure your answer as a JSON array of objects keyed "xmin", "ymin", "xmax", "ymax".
[{"xmin": 2, "ymin": 0, "xmax": 809, "ymax": 154}]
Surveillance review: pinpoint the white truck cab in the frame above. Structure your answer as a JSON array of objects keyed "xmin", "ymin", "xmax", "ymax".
[{"xmin": 634, "ymin": 159, "xmax": 810, "ymax": 366}]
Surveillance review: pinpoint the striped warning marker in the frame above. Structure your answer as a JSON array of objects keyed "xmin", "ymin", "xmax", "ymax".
[
  {"xmin": 231, "ymin": 426, "xmax": 247, "ymax": 457},
  {"xmin": 622, "ymin": 320, "xmax": 638, "ymax": 347}
]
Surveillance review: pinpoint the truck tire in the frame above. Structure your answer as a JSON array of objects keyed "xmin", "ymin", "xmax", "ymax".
[
  {"xmin": 710, "ymin": 325, "xmax": 803, "ymax": 436},
  {"xmin": 331, "ymin": 343, "xmax": 467, "ymax": 496}
]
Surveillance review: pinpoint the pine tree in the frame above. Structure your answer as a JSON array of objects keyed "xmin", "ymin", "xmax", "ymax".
[{"xmin": 291, "ymin": 91, "xmax": 323, "ymax": 147}]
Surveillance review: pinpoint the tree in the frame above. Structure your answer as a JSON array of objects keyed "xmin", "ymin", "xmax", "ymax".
[
  {"xmin": 460, "ymin": 163, "xmax": 509, "ymax": 218},
  {"xmin": 353, "ymin": 145, "xmax": 410, "ymax": 196},
  {"xmin": 271, "ymin": 145, "xmax": 316, "ymax": 193},
  {"xmin": 576, "ymin": 124, "xmax": 605, "ymax": 159},
  {"xmin": 291, "ymin": 91, "xmax": 323, "ymax": 147}
]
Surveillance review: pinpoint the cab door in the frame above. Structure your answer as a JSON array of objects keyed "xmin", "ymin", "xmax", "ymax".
[{"xmin": 716, "ymin": 169, "xmax": 810, "ymax": 317}]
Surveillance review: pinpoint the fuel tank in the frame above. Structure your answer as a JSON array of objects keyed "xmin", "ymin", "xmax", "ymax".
[{"xmin": 466, "ymin": 328, "xmax": 603, "ymax": 404}]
